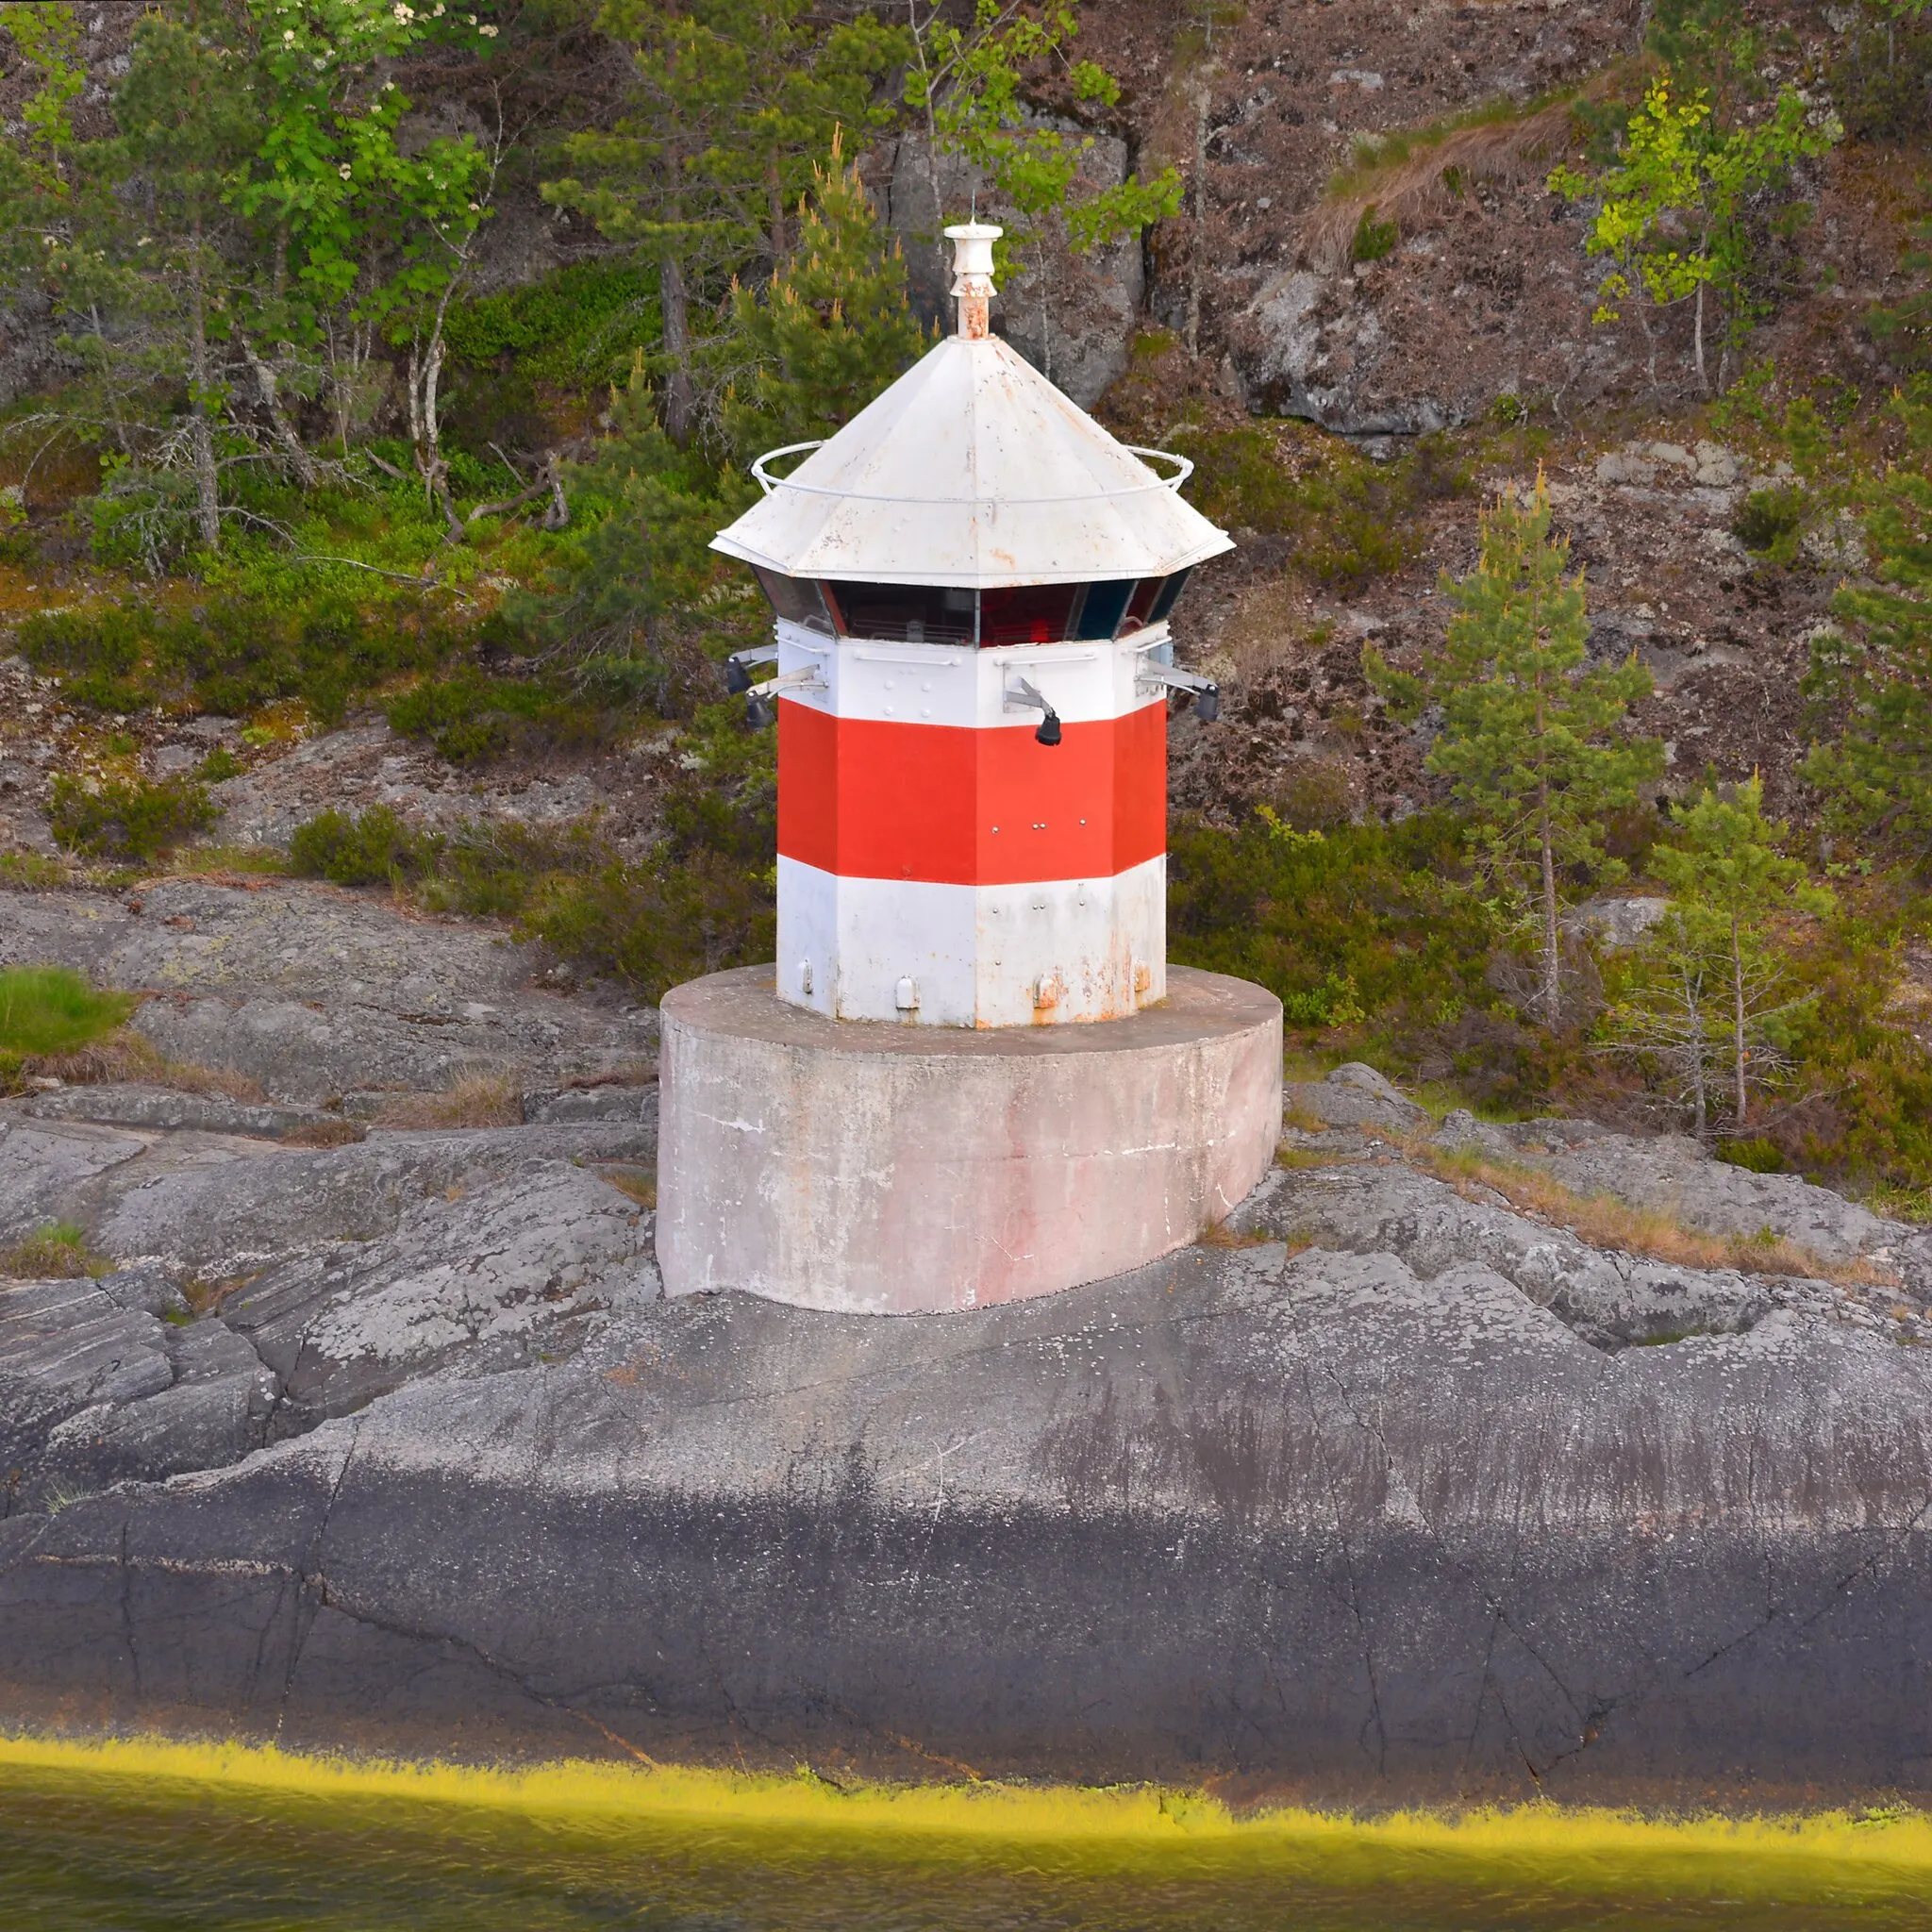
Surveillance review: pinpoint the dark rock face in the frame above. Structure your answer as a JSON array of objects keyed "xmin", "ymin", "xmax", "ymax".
[{"xmin": 4, "ymin": 1238, "xmax": 1931, "ymax": 1804}]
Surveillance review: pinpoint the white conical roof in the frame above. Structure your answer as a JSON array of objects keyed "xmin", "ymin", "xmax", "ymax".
[{"xmin": 711, "ymin": 333, "xmax": 1234, "ymax": 589}]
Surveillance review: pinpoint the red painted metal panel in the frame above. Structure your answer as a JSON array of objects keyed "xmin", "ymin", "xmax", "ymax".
[{"xmin": 777, "ymin": 699, "xmax": 1166, "ymax": 886}]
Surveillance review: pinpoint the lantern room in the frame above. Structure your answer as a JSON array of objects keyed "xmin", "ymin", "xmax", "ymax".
[{"xmin": 710, "ymin": 224, "xmax": 1233, "ymax": 1029}]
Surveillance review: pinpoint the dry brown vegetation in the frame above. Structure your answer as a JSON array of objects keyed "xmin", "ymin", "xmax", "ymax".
[
  {"xmin": 368, "ymin": 1073, "xmax": 523, "ymax": 1129},
  {"xmin": 1410, "ymin": 1140, "xmax": 1896, "ymax": 1288},
  {"xmin": 1302, "ymin": 96, "xmax": 1579, "ymax": 271},
  {"xmin": 18, "ymin": 1029, "xmax": 266, "ymax": 1101},
  {"xmin": 597, "ymin": 1165, "xmax": 656, "ymax": 1209}
]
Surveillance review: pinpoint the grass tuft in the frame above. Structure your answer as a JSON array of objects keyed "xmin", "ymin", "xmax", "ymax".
[
  {"xmin": 0, "ymin": 967, "xmax": 135, "ymax": 1069},
  {"xmin": 1409, "ymin": 1140, "xmax": 1894, "ymax": 1287},
  {"xmin": 3, "ymin": 1221, "xmax": 108, "ymax": 1280}
]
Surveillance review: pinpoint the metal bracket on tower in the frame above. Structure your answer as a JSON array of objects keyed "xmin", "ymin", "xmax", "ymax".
[
  {"xmin": 743, "ymin": 663, "xmax": 824, "ymax": 729},
  {"xmin": 1137, "ymin": 661, "xmax": 1221, "ymax": 723},
  {"xmin": 1003, "ymin": 675, "xmax": 1062, "ymax": 746},
  {"xmin": 724, "ymin": 641, "xmax": 781, "ymax": 694}
]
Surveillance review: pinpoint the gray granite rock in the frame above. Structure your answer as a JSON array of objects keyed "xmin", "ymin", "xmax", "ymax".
[
  {"xmin": 0, "ymin": 1118, "xmax": 147, "ymax": 1242},
  {"xmin": 1234, "ymin": 1159, "xmax": 1790, "ymax": 1348},
  {"xmin": 222, "ymin": 1160, "xmax": 659, "ymax": 1435},
  {"xmin": 94, "ymin": 1122, "xmax": 658, "ymax": 1274},
  {"xmin": 22, "ymin": 1082, "xmax": 350, "ymax": 1141},
  {"xmin": 1283, "ymin": 1061, "xmax": 1430, "ymax": 1138},
  {"xmin": 1503, "ymin": 1127, "xmax": 1898, "ymax": 1263},
  {"xmin": 3, "ymin": 1233, "xmax": 1929, "ymax": 1804}
]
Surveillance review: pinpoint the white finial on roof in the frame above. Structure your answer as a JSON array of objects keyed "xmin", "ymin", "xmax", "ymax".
[{"xmin": 944, "ymin": 222, "xmax": 1001, "ymax": 341}]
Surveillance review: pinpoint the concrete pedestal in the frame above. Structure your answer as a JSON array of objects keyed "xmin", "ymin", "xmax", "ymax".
[{"xmin": 656, "ymin": 963, "xmax": 1282, "ymax": 1313}]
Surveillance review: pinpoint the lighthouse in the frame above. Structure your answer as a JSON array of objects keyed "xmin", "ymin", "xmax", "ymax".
[
  {"xmin": 656, "ymin": 226, "xmax": 1282, "ymax": 1315},
  {"xmin": 709, "ymin": 225, "xmax": 1233, "ymax": 1029}
]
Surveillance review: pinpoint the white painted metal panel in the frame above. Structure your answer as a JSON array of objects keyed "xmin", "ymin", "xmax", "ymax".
[
  {"xmin": 711, "ymin": 336, "xmax": 1234, "ymax": 589},
  {"xmin": 776, "ymin": 856, "xmax": 1166, "ymax": 1028}
]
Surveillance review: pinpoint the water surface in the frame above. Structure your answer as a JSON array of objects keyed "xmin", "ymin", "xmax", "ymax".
[{"xmin": 3, "ymin": 1740, "xmax": 1926, "ymax": 1931}]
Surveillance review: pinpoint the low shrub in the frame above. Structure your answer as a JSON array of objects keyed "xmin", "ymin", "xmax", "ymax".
[
  {"xmin": 384, "ymin": 671, "xmax": 627, "ymax": 766},
  {"xmin": 289, "ymin": 806, "xmax": 441, "ymax": 887},
  {"xmin": 1719, "ymin": 1136, "xmax": 1786, "ymax": 1174},
  {"xmin": 1171, "ymin": 424, "xmax": 1469, "ymax": 591},
  {"xmin": 1732, "ymin": 485, "xmax": 1805, "ymax": 558},
  {"xmin": 47, "ymin": 774, "xmax": 215, "ymax": 861},
  {"xmin": 17, "ymin": 591, "xmax": 458, "ymax": 724}
]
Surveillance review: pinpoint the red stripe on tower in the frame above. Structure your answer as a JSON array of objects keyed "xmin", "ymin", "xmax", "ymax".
[{"xmin": 777, "ymin": 700, "xmax": 1166, "ymax": 887}]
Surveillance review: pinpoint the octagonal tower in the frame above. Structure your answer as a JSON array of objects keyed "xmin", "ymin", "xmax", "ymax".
[{"xmin": 710, "ymin": 225, "xmax": 1233, "ymax": 1028}]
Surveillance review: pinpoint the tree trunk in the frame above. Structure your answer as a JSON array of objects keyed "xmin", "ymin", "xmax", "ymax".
[
  {"xmin": 1186, "ymin": 78, "xmax": 1208, "ymax": 358},
  {"xmin": 407, "ymin": 334, "xmax": 464, "ymax": 544},
  {"xmin": 767, "ymin": 154, "xmax": 788, "ymax": 266},
  {"xmin": 239, "ymin": 336, "xmax": 318, "ymax": 489},
  {"xmin": 1690, "ymin": 1000, "xmax": 1707, "ymax": 1140},
  {"xmin": 185, "ymin": 225, "xmax": 221, "ymax": 552},
  {"xmin": 1540, "ymin": 787, "xmax": 1561, "ymax": 1030},
  {"xmin": 1731, "ymin": 914, "xmax": 1748, "ymax": 1128},
  {"xmin": 659, "ymin": 251, "xmax": 696, "ymax": 447},
  {"xmin": 1692, "ymin": 280, "xmax": 1707, "ymax": 393}
]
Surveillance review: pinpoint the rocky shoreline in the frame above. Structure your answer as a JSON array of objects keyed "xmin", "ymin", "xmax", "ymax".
[{"xmin": 4, "ymin": 880, "xmax": 1932, "ymax": 1803}]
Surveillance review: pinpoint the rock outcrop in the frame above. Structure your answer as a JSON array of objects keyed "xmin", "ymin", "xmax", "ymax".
[{"xmin": 3, "ymin": 891, "xmax": 1930, "ymax": 1805}]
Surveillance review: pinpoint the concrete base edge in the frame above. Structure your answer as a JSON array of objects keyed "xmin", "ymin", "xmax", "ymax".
[{"xmin": 655, "ymin": 963, "xmax": 1283, "ymax": 1313}]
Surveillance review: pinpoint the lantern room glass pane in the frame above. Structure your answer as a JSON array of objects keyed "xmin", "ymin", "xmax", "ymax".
[
  {"xmin": 1071, "ymin": 579, "xmax": 1135, "ymax": 641},
  {"xmin": 1147, "ymin": 567, "xmax": 1193, "ymax": 625},
  {"xmin": 753, "ymin": 568, "xmax": 834, "ymax": 633},
  {"xmin": 824, "ymin": 581, "xmax": 976, "ymax": 642},
  {"xmin": 978, "ymin": 583, "xmax": 1080, "ymax": 646}
]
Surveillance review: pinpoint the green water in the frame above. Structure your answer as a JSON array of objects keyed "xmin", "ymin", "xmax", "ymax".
[{"xmin": 2, "ymin": 1764, "xmax": 1927, "ymax": 1932}]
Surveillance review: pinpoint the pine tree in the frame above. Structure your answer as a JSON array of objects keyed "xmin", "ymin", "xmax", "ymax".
[
  {"xmin": 1646, "ymin": 776, "xmax": 1832, "ymax": 1128},
  {"xmin": 544, "ymin": 0, "xmax": 904, "ymax": 447},
  {"xmin": 723, "ymin": 143, "xmax": 928, "ymax": 458},
  {"xmin": 1804, "ymin": 381, "xmax": 1932, "ymax": 859},
  {"xmin": 1366, "ymin": 475, "xmax": 1663, "ymax": 1029}
]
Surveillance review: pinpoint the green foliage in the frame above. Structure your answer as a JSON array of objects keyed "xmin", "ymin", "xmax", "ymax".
[
  {"xmin": 1168, "ymin": 808, "xmax": 1551, "ymax": 1099},
  {"xmin": 385, "ymin": 668, "xmax": 634, "ymax": 766},
  {"xmin": 0, "ymin": 966, "xmax": 134, "ymax": 1061},
  {"xmin": 1720, "ymin": 1135, "xmax": 1785, "ymax": 1172},
  {"xmin": 1350, "ymin": 205, "xmax": 1398, "ymax": 264},
  {"xmin": 17, "ymin": 591, "xmax": 455, "ymax": 724},
  {"xmin": 1604, "ymin": 777, "xmax": 1832, "ymax": 1133},
  {"xmin": 722, "ymin": 147, "xmax": 928, "ymax": 458},
  {"xmin": 446, "ymin": 262, "xmax": 663, "ymax": 380},
  {"xmin": 1732, "ymin": 484, "xmax": 1806, "ymax": 558},
  {"xmin": 544, "ymin": 0, "xmax": 906, "ymax": 443},
  {"xmin": 1549, "ymin": 72, "xmax": 1839, "ymax": 388},
  {"xmin": 908, "ymin": 0, "xmax": 1182, "ymax": 332},
  {"xmin": 1781, "ymin": 901, "xmax": 1932, "ymax": 1189},
  {"xmin": 288, "ymin": 805, "xmax": 440, "ymax": 887},
  {"xmin": 526, "ymin": 367, "xmax": 760, "ymax": 706},
  {"xmin": 47, "ymin": 773, "xmax": 216, "ymax": 862},
  {"xmin": 1867, "ymin": 206, "xmax": 1932, "ymax": 373},
  {"xmin": 1170, "ymin": 425, "xmax": 1468, "ymax": 590},
  {"xmin": 1804, "ymin": 381, "xmax": 1932, "ymax": 863},
  {"xmin": 0, "ymin": 0, "xmax": 502, "ymax": 553},
  {"xmin": 285, "ymin": 700, "xmax": 776, "ymax": 997},
  {"xmin": 1828, "ymin": 1, "xmax": 1932, "ymax": 142},
  {"xmin": 1367, "ymin": 476, "xmax": 1662, "ymax": 1027}
]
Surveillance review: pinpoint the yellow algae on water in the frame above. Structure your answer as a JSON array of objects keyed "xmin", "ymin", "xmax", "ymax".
[{"xmin": 2, "ymin": 1728, "xmax": 1930, "ymax": 1908}]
